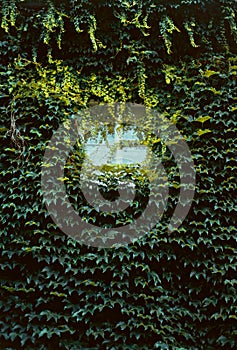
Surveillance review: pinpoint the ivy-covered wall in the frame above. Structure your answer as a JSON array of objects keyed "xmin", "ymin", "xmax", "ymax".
[{"xmin": 0, "ymin": 1, "xmax": 237, "ymax": 349}]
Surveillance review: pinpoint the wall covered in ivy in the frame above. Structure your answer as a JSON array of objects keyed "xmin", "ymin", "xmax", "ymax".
[{"xmin": 0, "ymin": 1, "xmax": 237, "ymax": 349}]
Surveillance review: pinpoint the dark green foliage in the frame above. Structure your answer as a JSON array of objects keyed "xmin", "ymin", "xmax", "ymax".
[{"xmin": 0, "ymin": 1, "xmax": 237, "ymax": 349}]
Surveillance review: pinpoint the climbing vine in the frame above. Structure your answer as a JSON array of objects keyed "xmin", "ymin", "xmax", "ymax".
[{"xmin": 0, "ymin": 1, "xmax": 237, "ymax": 349}]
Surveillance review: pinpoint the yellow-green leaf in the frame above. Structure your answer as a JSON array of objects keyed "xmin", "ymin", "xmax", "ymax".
[
  {"xmin": 197, "ymin": 129, "xmax": 212, "ymax": 136},
  {"xmin": 57, "ymin": 177, "xmax": 69, "ymax": 182},
  {"xmin": 196, "ymin": 116, "xmax": 211, "ymax": 123},
  {"xmin": 203, "ymin": 70, "xmax": 220, "ymax": 78}
]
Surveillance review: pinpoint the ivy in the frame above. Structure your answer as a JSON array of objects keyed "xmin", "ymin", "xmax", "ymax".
[{"xmin": 0, "ymin": 1, "xmax": 237, "ymax": 349}]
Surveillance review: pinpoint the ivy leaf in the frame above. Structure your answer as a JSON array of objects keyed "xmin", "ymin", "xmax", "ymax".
[
  {"xmin": 197, "ymin": 129, "xmax": 212, "ymax": 136},
  {"xmin": 203, "ymin": 70, "xmax": 220, "ymax": 78},
  {"xmin": 196, "ymin": 116, "xmax": 211, "ymax": 123}
]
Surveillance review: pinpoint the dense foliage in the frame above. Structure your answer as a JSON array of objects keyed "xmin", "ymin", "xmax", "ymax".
[{"xmin": 0, "ymin": 0, "xmax": 237, "ymax": 349}]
